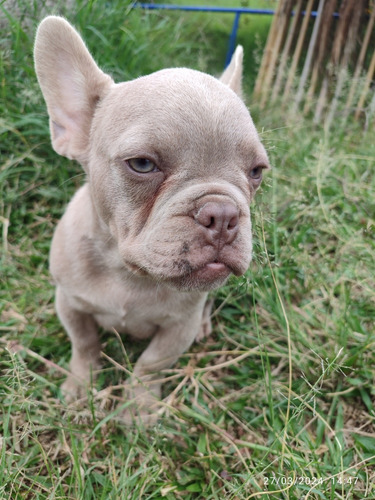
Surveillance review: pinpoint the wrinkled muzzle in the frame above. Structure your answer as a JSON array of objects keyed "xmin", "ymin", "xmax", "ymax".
[{"xmin": 118, "ymin": 186, "xmax": 253, "ymax": 291}]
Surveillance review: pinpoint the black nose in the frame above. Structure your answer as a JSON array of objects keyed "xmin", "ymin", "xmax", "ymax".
[{"xmin": 194, "ymin": 201, "xmax": 239, "ymax": 247}]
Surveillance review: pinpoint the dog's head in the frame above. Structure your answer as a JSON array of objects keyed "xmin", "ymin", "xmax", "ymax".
[{"xmin": 35, "ymin": 16, "xmax": 269, "ymax": 291}]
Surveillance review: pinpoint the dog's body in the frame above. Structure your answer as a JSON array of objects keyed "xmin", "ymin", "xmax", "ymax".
[{"xmin": 34, "ymin": 16, "xmax": 269, "ymax": 419}]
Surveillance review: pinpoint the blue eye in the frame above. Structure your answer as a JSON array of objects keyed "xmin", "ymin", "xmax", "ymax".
[
  {"xmin": 249, "ymin": 165, "xmax": 263, "ymax": 180},
  {"xmin": 127, "ymin": 158, "xmax": 157, "ymax": 174}
]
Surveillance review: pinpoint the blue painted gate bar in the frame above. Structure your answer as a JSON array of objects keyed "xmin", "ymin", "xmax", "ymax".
[
  {"xmin": 135, "ymin": 3, "xmax": 276, "ymax": 67},
  {"xmin": 135, "ymin": 3, "xmax": 340, "ymax": 67}
]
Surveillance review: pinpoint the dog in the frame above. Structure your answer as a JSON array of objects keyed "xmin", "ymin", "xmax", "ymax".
[{"xmin": 34, "ymin": 16, "xmax": 269, "ymax": 421}]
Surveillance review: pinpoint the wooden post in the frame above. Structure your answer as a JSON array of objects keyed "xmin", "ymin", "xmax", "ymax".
[
  {"xmin": 260, "ymin": 0, "xmax": 295, "ymax": 108},
  {"xmin": 282, "ymin": 0, "xmax": 314, "ymax": 105},
  {"xmin": 344, "ymin": 6, "xmax": 375, "ymax": 116},
  {"xmin": 367, "ymin": 89, "xmax": 375, "ymax": 129},
  {"xmin": 293, "ymin": 0, "xmax": 325, "ymax": 111},
  {"xmin": 304, "ymin": 0, "xmax": 338, "ymax": 114},
  {"xmin": 314, "ymin": 0, "xmax": 355, "ymax": 123},
  {"xmin": 325, "ymin": 0, "xmax": 365, "ymax": 129},
  {"xmin": 271, "ymin": 0, "xmax": 304, "ymax": 103},
  {"xmin": 355, "ymin": 48, "xmax": 375, "ymax": 120},
  {"xmin": 253, "ymin": 0, "xmax": 284, "ymax": 99}
]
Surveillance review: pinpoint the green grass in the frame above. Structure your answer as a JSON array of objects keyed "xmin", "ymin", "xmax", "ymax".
[{"xmin": 1, "ymin": 0, "xmax": 375, "ymax": 499}]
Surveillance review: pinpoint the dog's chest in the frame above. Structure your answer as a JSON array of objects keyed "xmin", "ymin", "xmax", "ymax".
[
  {"xmin": 93, "ymin": 296, "xmax": 166, "ymax": 339},
  {"xmin": 71, "ymin": 276, "xmax": 184, "ymax": 339}
]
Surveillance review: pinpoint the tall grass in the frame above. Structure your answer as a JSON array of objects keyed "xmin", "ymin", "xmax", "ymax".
[{"xmin": 1, "ymin": 1, "xmax": 374, "ymax": 499}]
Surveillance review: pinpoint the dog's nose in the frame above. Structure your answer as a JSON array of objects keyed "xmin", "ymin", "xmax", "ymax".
[{"xmin": 194, "ymin": 201, "xmax": 239, "ymax": 247}]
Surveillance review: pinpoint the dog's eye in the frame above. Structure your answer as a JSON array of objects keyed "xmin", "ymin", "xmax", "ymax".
[
  {"xmin": 249, "ymin": 165, "xmax": 263, "ymax": 181},
  {"xmin": 127, "ymin": 158, "xmax": 157, "ymax": 174}
]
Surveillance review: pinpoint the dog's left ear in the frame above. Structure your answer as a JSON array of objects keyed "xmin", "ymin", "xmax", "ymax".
[{"xmin": 220, "ymin": 45, "xmax": 243, "ymax": 97}]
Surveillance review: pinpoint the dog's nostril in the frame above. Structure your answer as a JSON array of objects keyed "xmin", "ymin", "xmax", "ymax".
[
  {"xmin": 228, "ymin": 214, "xmax": 239, "ymax": 230},
  {"xmin": 194, "ymin": 201, "xmax": 239, "ymax": 244}
]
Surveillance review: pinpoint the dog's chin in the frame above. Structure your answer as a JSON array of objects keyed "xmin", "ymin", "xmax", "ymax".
[
  {"xmin": 124, "ymin": 258, "xmax": 248, "ymax": 291},
  {"xmin": 167, "ymin": 262, "xmax": 233, "ymax": 291}
]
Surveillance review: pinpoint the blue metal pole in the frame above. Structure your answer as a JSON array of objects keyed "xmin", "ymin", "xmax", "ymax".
[
  {"xmin": 225, "ymin": 11, "xmax": 241, "ymax": 68},
  {"xmin": 135, "ymin": 3, "xmax": 337, "ymax": 19},
  {"xmin": 136, "ymin": 4, "xmax": 276, "ymax": 16},
  {"xmin": 134, "ymin": 3, "xmax": 340, "ymax": 68}
]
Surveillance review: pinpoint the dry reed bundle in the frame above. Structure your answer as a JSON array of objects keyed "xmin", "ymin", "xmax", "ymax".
[{"xmin": 254, "ymin": 0, "xmax": 375, "ymax": 128}]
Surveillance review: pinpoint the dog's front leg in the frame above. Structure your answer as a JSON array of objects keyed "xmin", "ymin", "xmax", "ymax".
[
  {"xmin": 125, "ymin": 309, "xmax": 204, "ymax": 423},
  {"xmin": 56, "ymin": 286, "xmax": 101, "ymax": 401}
]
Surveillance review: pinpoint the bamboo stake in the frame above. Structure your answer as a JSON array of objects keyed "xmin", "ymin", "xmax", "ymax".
[
  {"xmin": 314, "ymin": 0, "xmax": 355, "ymax": 123},
  {"xmin": 367, "ymin": 89, "xmax": 375, "ymax": 130},
  {"xmin": 314, "ymin": 77, "xmax": 329, "ymax": 124},
  {"xmin": 355, "ymin": 48, "xmax": 375, "ymax": 120},
  {"xmin": 293, "ymin": 0, "xmax": 325, "ymax": 111},
  {"xmin": 260, "ymin": 0, "xmax": 295, "ymax": 108},
  {"xmin": 271, "ymin": 0, "xmax": 304, "ymax": 103},
  {"xmin": 325, "ymin": 0, "xmax": 364, "ymax": 130},
  {"xmin": 253, "ymin": 0, "xmax": 284, "ymax": 98},
  {"xmin": 344, "ymin": 5, "xmax": 375, "ymax": 115},
  {"xmin": 331, "ymin": 1, "xmax": 355, "ymax": 65},
  {"xmin": 282, "ymin": 0, "xmax": 314, "ymax": 105},
  {"xmin": 304, "ymin": 0, "xmax": 338, "ymax": 114}
]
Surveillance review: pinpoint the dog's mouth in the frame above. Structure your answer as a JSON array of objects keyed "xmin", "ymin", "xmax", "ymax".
[
  {"xmin": 165, "ymin": 258, "xmax": 243, "ymax": 291},
  {"xmin": 125, "ymin": 258, "xmax": 236, "ymax": 290},
  {"xmin": 192, "ymin": 260, "xmax": 231, "ymax": 279}
]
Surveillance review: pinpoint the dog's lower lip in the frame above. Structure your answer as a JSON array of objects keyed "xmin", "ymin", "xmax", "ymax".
[
  {"xmin": 178, "ymin": 260, "xmax": 231, "ymax": 289},
  {"xmin": 193, "ymin": 261, "xmax": 231, "ymax": 279},
  {"xmin": 204, "ymin": 262, "xmax": 227, "ymax": 272}
]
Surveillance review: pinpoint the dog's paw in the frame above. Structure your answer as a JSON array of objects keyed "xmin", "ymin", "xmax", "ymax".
[
  {"xmin": 121, "ymin": 405, "xmax": 160, "ymax": 427},
  {"xmin": 195, "ymin": 297, "xmax": 214, "ymax": 342},
  {"xmin": 61, "ymin": 375, "xmax": 88, "ymax": 402},
  {"xmin": 120, "ymin": 380, "xmax": 162, "ymax": 426}
]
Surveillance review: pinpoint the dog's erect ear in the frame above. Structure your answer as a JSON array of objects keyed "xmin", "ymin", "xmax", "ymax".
[
  {"xmin": 220, "ymin": 45, "xmax": 243, "ymax": 97},
  {"xmin": 34, "ymin": 16, "xmax": 113, "ymax": 163}
]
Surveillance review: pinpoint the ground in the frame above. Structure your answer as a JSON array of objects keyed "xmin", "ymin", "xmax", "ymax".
[{"xmin": 1, "ymin": 1, "xmax": 374, "ymax": 499}]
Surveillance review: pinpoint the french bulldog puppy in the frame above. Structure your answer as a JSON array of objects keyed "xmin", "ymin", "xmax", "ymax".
[{"xmin": 34, "ymin": 16, "xmax": 269, "ymax": 420}]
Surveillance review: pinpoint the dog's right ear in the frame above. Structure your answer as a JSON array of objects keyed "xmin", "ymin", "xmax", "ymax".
[
  {"xmin": 220, "ymin": 45, "xmax": 243, "ymax": 97},
  {"xmin": 34, "ymin": 16, "xmax": 113, "ymax": 164}
]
